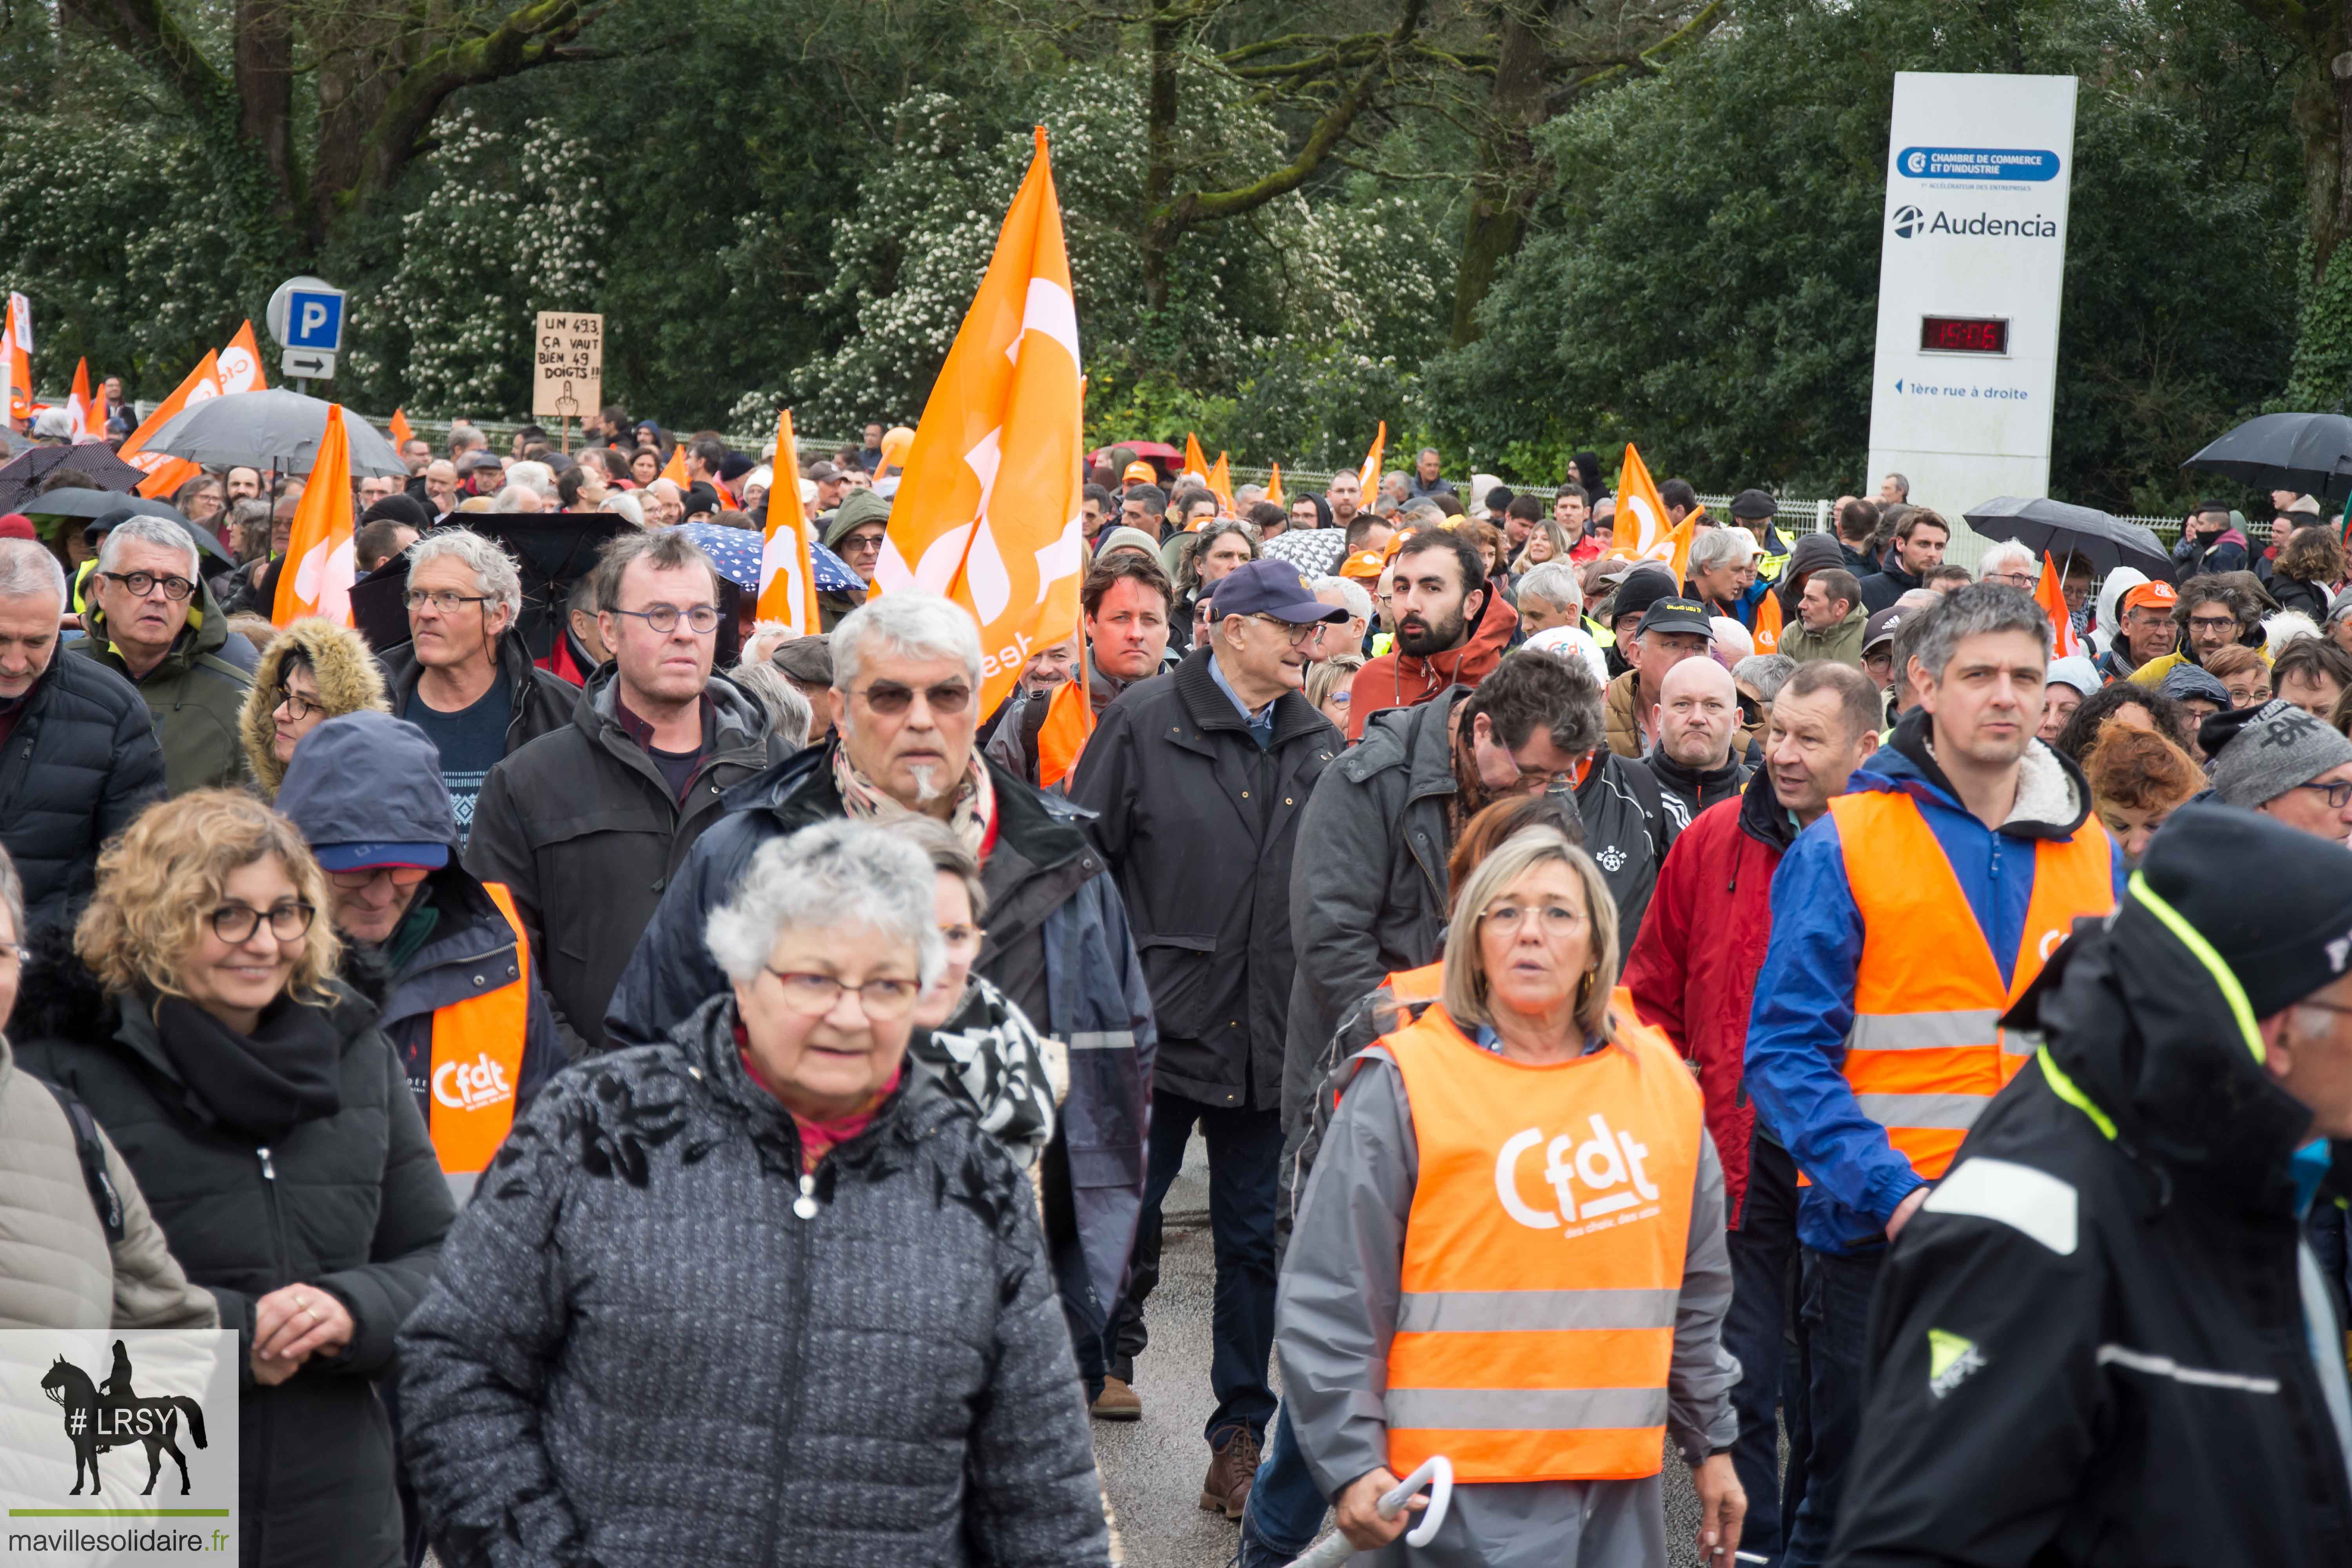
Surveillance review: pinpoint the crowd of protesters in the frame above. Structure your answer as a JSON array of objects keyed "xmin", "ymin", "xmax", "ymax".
[{"xmin": 1, "ymin": 402, "xmax": 2350, "ymax": 1568}]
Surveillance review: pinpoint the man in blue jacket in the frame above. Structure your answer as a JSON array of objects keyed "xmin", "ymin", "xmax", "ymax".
[{"xmin": 1744, "ymin": 584, "xmax": 2123, "ymax": 1567}]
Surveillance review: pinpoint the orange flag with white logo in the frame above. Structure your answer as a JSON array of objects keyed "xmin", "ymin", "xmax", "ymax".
[
  {"xmin": 216, "ymin": 319, "xmax": 269, "ymax": 394},
  {"xmin": 1752, "ymin": 580, "xmax": 1782, "ymax": 653},
  {"xmin": 1268, "ymin": 463, "xmax": 1285, "ymax": 507},
  {"xmin": 122, "ymin": 351, "xmax": 225, "ymax": 498},
  {"xmin": 1357, "ymin": 421, "xmax": 1387, "ymax": 497},
  {"xmin": 0, "ymin": 294, "xmax": 29, "ymax": 425},
  {"xmin": 67, "ymin": 358, "xmax": 96, "ymax": 440},
  {"xmin": 871, "ymin": 126, "xmax": 1085, "ymax": 720},
  {"xmin": 758, "ymin": 407, "xmax": 823, "ymax": 635},
  {"xmin": 2037, "ymin": 551, "xmax": 2080, "ymax": 659},
  {"xmin": 1600, "ymin": 443, "xmax": 1677, "ymax": 569},
  {"xmin": 388, "ymin": 408, "xmax": 416, "ymax": 452},
  {"xmin": 273, "ymin": 406, "xmax": 357, "ymax": 626}
]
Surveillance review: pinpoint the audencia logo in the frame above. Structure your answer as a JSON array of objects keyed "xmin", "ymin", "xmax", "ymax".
[
  {"xmin": 1890, "ymin": 207, "xmax": 2059, "ymax": 241},
  {"xmin": 38, "ymin": 1339, "xmax": 209, "ymax": 1495}
]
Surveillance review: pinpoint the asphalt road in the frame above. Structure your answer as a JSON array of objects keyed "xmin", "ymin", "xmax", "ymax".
[{"xmin": 1094, "ymin": 1134, "xmax": 1714, "ymax": 1567}]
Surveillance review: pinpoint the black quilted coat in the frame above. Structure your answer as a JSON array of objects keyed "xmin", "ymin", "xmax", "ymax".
[{"xmin": 0, "ymin": 650, "xmax": 165, "ymax": 929}]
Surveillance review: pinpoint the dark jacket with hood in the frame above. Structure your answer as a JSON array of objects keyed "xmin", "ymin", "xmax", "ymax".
[
  {"xmin": 1343, "ymin": 588, "xmax": 1520, "ymax": 741},
  {"xmin": 1624, "ymin": 768, "xmax": 1799, "ymax": 1216},
  {"xmin": 1859, "ymin": 559, "xmax": 1925, "ymax": 614},
  {"xmin": 380, "ymin": 628, "xmax": 577, "ymax": 765},
  {"xmin": 1574, "ymin": 744, "xmax": 1687, "ymax": 957},
  {"xmin": 463, "ymin": 666, "xmax": 782, "ymax": 1056},
  {"xmin": 396, "ymin": 995, "xmax": 1109, "ymax": 1568},
  {"xmin": 1828, "ymin": 855, "xmax": 2352, "ymax": 1566},
  {"xmin": 1067, "ymin": 645, "xmax": 1339, "ymax": 1109},
  {"xmin": 272, "ymin": 710, "xmax": 566, "ymax": 1175},
  {"xmin": 2172, "ymin": 523, "xmax": 2251, "ymax": 581},
  {"xmin": 0, "ymin": 649, "xmax": 165, "ymax": 931},
  {"xmin": 14, "ymin": 945, "xmax": 453, "ymax": 1568},
  {"xmin": 601, "ymin": 741, "xmax": 1156, "ymax": 1321},
  {"xmin": 1745, "ymin": 709, "xmax": 2123, "ymax": 1255},
  {"xmin": 72, "ymin": 574, "xmax": 254, "ymax": 795}
]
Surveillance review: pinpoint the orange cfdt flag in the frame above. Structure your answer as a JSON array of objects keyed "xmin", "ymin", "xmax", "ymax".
[
  {"xmin": 122, "ymin": 351, "xmax": 226, "ymax": 498},
  {"xmin": 217, "ymin": 319, "xmax": 269, "ymax": 394},
  {"xmin": 1600, "ymin": 443, "xmax": 1678, "ymax": 568},
  {"xmin": 1036, "ymin": 664, "xmax": 1096, "ymax": 788},
  {"xmin": 0, "ymin": 294, "xmax": 30, "ymax": 425},
  {"xmin": 1268, "ymin": 463, "xmax": 1285, "ymax": 507},
  {"xmin": 1207, "ymin": 452, "xmax": 1234, "ymax": 514},
  {"xmin": 388, "ymin": 408, "xmax": 416, "ymax": 452},
  {"xmin": 1752, "ymin": 580, "xmax": 1783, "ymax": 654},
  {"xmin": 67, "ymin": 358, "xmax": 95, "ymax": 440},
  {"xmin": 1357, "ymin": 421, "xmax": 1387, "ymax": 497},
  {"xmin": 272, "ymin": 406, "xmax": 357, "ymax": 627},
  {"xmin": 871, "ymin": 126, "xmax": 1085, "ymax": 720},
  {"xmin": 2038, "ymin": 552, "xmax": 2080, "ymax": 659},
  {"xmin": 660, "ymin": 443, "xmax": 690, "ymax": 486},
  {"xmin": 1183, "ymin": 432, "xmax": 1209, "ymax": 486},
  {"xmin": 758, "ymin": 407, "xmax": 824, "ymax": 635},
  {"xmin": 1663, "ymin": 516, "xmax": 1697, "ymax": 594}
]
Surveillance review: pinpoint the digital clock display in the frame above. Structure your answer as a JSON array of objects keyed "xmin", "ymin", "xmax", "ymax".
[{"xmin": 1920, "ymin": 315, "xmax": 2010, "ymax": 355}]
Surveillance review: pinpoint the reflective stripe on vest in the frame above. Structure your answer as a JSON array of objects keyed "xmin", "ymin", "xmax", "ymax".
[
  {"xmin": 1827, "ymin": 790, "xmax": 2113, "ymax": 1181},
  {"xmin": 1382, "ymin": 1003, "xmax": 1702, "ymax": 1483},
  {"xmin": 427, "ymin": 881, "xmax": 530, "ymax": 1197}
]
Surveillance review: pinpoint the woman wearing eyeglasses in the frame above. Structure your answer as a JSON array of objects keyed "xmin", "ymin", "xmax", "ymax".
[
  {"xmin": 236, "ymin": 616, "xmax": 390, "ymax": 798},
  {"xmin": 14, "ymin": 790, "xmax": 454, "ymax": 1568},
  {"xmin": 399, "ymin": 819, "xmax": 1110, "ymax": 1566},
  {"xmin": 1277, "ymin": 826, "xmax": 1744, "ymax": 1566}
]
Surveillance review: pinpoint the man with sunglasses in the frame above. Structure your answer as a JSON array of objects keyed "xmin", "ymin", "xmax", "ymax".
[
  {"xmin": 1064, "ymin": 560, "xmax": 1346, "ymax": 1482},
  {"xmin": 604, "ymin": 590, "xmax": 1158, "ymax": 1446},
  {"xmin": 2201, "ymin": 697, "xmax": 2352, "ymax": 843},
  {"xmin": 71, "ymin": 514, "xmax": 255, "ymax": 794},
  {"xmin": 466, "ymin": 531, "xmax": 785, "ymax": 1056},
  {"xmin": 277, "ymin": 710, "xmax": 564, "ymax": 1196}
]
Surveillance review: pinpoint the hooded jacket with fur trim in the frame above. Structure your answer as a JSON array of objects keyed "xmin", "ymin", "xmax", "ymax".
[{"xmin": 237, "ymin": 617, "xmax": 391, "ymax": 797}]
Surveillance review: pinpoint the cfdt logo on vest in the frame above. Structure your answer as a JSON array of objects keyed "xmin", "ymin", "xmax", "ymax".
[
  {"xmin": 1495, "ymin": 1113, "xmax": 1664, "ymax": 1236},
  {"xmin": 433, "ymin": 1053, "xmax": 514, "ymax": 1113}
]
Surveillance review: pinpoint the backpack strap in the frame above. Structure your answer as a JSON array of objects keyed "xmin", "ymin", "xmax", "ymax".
[{"xmin": 27, "ymin": 1072, "xmax": 125, "ymax": 1243}]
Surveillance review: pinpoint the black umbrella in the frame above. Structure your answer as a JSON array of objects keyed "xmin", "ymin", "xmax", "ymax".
[
  {"xmin": 1962, "ymin": 496, "xmax": 2175, "ymax": 582},
  {"xmin": 2181, "ymin": 412, "xmax": 2352, "ymax": 501},
  {"xmin": 18, "ymin": 489, "xmax": 235, "ymax": 568},
  {"xmin": 0, "ymin": 442, "xmax": 146, "ymax": 514}
]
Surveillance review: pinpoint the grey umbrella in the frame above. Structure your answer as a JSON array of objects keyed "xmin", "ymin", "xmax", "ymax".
[
  {"xmin": 143, "ymin": 389, "xmax": 407, "ymax": 478},
  {"xmin": 1962, "ymin": 495, "xmax": 2175, "ymax": 582},
  {"xmin": 17, "ymin": 489, "xmax": 236, "ymax": 568},
  {"xmin": 0, "ymin": 441, "xmax": 147, "ymax": 512},
  {"xmin": 2181, "ymin": 412, "xmax": 2352, "ymax": 501}
]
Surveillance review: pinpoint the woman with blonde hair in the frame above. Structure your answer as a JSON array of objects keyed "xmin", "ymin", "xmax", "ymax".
[
  {"xmin": 15, "ymin": 790, "xmax": 452, "ymax": 1568},
  {"xmin": 1510, "ymin": 515, "xmax": 1573, "ymax": 579},
  {"xmin": 1305, "ymin": 650, "xmax": 1366, "ymax": 732},
  {"xmin": 1276, "ymin": 826, "xmax": 1742, "ymax": 1564},
  {"xmin": 237, "ymin": 617, "xmax": 392, "ymax": 797}
]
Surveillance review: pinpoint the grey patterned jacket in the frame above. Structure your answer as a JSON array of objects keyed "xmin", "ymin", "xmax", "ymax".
[{"xmin": 396, "ymin": 993, "xmax": 1111, "ymax": 1568}]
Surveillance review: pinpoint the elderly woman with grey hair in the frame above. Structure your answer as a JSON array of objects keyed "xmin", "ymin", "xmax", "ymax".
[{"xmin": 398, "ymin": 818, "xmax": 1110, "ymax": 1568}]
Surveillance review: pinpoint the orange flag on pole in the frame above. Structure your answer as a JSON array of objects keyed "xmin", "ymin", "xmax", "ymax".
[
  {"xmin": 1268, "ymin": 463, "xmax": 1285, "ymax": 507},
  {"xmin": 1207, "ymin": 452, "xmax": 1234, "ymax": 514},
  {"xmin": 388, "ymin": 408, "xmax": 416, "ymax": 452},
  {"xmin": 0, "ymin": 294, "xmax": 30, "ymax": 426},
  {"xmin": 758, "ymin": 407, "xmax": 823, "ymax": 635},
  {"xmin": 871, "ymin": 126, "xmax": 1085, "ymax": 720},
  {"xmin": 2037, "ymin": 552, "xmax": 2080, "ymax": 659},
  {"xmin": 1599, "ymin": 443, "xmax": 1681, "ymax": 573},
  {"xmin": 121, "ymin": 352, "xmax": 225, "ymax": 498},
  {"xmin": 67, "ymin": 358, "xmax": 96, "ymax": 440},
  {"xmin": 273, "ymin": 406, "xmax": 358, "ymax": 626},
  {"xmin": 1752, "ymin": 580, "xmax": 1783, "ymax": 653},
  {"xmin": 1357, "ymin": 421, "xmax": 1387, "ymax": 497},
  {"xmin": 217, "ymin": 319, "xmax": 269, "ymax": 394},
  {"xmin": 1036, "ymin": 657, "xmax": 1096, "ymax": 788},
  {"xmin": 659, "ymin": 443, "xmax": 690, "ymax": 486},
  {"xmin": 1183, "ymin": 432, "xmax": 1209, "ymax": 486}
]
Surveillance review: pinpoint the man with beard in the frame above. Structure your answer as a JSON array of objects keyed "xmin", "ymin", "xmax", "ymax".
[{"xmin": 1343, "ymin": 528, "xmax": 1518, "ymax": 740}]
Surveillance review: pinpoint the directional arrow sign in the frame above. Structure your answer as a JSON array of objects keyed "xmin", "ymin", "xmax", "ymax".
[{"xmin": 281, "ymin": 348, "xmax": 336, "ymax": 381}]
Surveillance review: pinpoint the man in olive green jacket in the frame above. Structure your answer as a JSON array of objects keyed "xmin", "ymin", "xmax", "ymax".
[
  {"xmin": 1775, "ymin": 566, "xmax": 1869, "ymax": 669},
  {"xmin": 72, "ymin": 516, "xmax": 256, "ymax": 795}
]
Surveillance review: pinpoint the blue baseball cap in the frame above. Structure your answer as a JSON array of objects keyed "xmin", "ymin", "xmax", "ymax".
[
  {"xmin": 311, "ymin": 841, "xmax": 450, "ymax": 873},
  {"xmin": 1204, "ymin": 559, "xmax": 1348, "ymax": 624}
]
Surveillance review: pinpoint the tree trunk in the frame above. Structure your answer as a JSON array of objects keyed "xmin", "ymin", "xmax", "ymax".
[
  {"xmin": 1450, "ymin": 1, "xmax": 1550, "ymax": 345},
  {"xmin": 1141, "ymin": 7, "xmax": 1181, "ymax": 314},
  {"xmin": 234, "ymin": 0, "xmax": 298, "ymax": 227},
  {"xmin": 2280, "ymin": 7, "xmax": 2352, "ymax": 408}
]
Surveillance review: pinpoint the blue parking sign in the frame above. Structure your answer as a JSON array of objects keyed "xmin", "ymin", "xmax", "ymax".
[{"xmin": 286, "ymin": 290, "xmax": 344, "ymax": 351}]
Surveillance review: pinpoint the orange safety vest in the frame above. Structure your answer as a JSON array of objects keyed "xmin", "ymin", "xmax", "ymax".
[
  {"xmin": 427, "ymin": 882, "xmax": 531, "ymax": 1193},
  {"xmin": 1382, "ymin": 1002, "xmax": 1703, "ymax": 1483},
  {"xmin": 1827, "ymin": 790, "xmax": 2113, "ymax": 1181}
]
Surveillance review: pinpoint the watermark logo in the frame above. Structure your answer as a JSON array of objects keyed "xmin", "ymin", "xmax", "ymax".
[{"xmin": 40, "ymin": 1344, "xmax": 205, "ymax": 1497}]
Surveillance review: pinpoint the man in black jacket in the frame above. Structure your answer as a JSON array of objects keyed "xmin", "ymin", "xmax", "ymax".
[
  {"xmin": 1829, "ymin": 804, "xmax": 2352, "ymax": 1568},
  {"xmin": 1859, "ymin": 508, "xmax": 1949, "ymax": 612},
  {"xmin": 1065, "ymin": 559, "xmax": 1345, "ymax": 1508},
  {"xmin": 0, "ymin": 540, "xmax": 165, "ymax": 930},
  {"xmin": 466, "ymin": 530, "xmax": 781, "ymax": 1055},
  {"xmin": 1646, "ymin": 653, "xmax": 1751, "ymax": 818}
]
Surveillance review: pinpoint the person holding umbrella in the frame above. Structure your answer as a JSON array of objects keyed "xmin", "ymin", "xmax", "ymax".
[{"xmin": 2173, "ymin": 498, "xmax": 2251, "ymax": 579}]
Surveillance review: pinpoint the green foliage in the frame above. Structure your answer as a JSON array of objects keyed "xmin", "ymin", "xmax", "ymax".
[
  {"xmin": 2281, "ymin": 231, "xmax": 2352, "ymax": 413},
  {"xmin": 1430, "ymin": 0, "xmax": 2304, "ymax": 510}
]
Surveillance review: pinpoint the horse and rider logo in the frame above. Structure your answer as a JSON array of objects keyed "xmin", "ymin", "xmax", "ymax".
[{"xmin": 37, "ymin": 1339, "xmax": 209, "ymax": 1496}]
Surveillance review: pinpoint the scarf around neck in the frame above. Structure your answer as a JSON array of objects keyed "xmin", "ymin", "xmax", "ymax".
[
  {"xmin": 832, "ymin": 745, "xmax": 998, "ymax": 859},
  {"xmin": 149, "ymin": 993, "xmax": 343, "ymax": 1142}
]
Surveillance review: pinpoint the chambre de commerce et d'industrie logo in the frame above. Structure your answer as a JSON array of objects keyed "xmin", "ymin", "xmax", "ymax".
[{"xmin": 0, "ymin": 1330, "xmax": 238, "ymax": 1564}]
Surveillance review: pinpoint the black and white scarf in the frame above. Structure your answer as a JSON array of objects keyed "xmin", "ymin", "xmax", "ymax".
[{"xmin": 909, "ymin": 976, "xmax": 1060, "ymax": 1169}]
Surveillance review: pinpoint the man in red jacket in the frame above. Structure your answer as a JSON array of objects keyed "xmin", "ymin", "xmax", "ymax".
[
  {"xmin": 1624, "ymin": 659, "xmax": 1881, "ymax": 1566},
  {"xmin": 1346, "ymin": 528, "xmax": 1519, "ymax": 740}
]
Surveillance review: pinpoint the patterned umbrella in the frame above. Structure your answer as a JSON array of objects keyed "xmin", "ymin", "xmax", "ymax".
[
  {"xmin": 0, "ymin": 441, "xmax": 146, "ymax": 513},
  {"xmin": 674, "ymin": 522, "xmax": 764, "ymax": 590}
]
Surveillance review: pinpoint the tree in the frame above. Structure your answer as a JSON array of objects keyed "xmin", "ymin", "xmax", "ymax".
[{"xmin": 2232, "ymin": 0, "xmax": 2352, "ymax": 408}]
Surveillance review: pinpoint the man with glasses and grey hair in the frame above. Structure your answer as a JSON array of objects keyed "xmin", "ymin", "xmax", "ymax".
[
  {"xmin": 383, "ymin": 527, "xmax": 575, "ymax": 844},
  {"xmin": 71, "ymin": 514, "xmax": 255, "ymax": 793},
  {"xmin": 0, "ymin": 539, "xmax": 165, "ymax": 929},
  {"xmin": 606, "ymin": 589, "xmax": 1156, "ymax": 1427},
  {"xmin": 466, "ymin": 530, "xmax": 784, "ymax": 1055}
]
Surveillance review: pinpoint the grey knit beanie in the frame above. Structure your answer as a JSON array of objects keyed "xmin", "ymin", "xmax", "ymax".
[{"xmin": 2207, "ymin": 699, "xmax": 2352, "ymax": 808}]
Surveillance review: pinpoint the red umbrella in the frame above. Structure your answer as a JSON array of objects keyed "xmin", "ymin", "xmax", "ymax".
[{"xmin": 1087, "ymin": 440, "xmax": 1183, "ymax": 467}]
